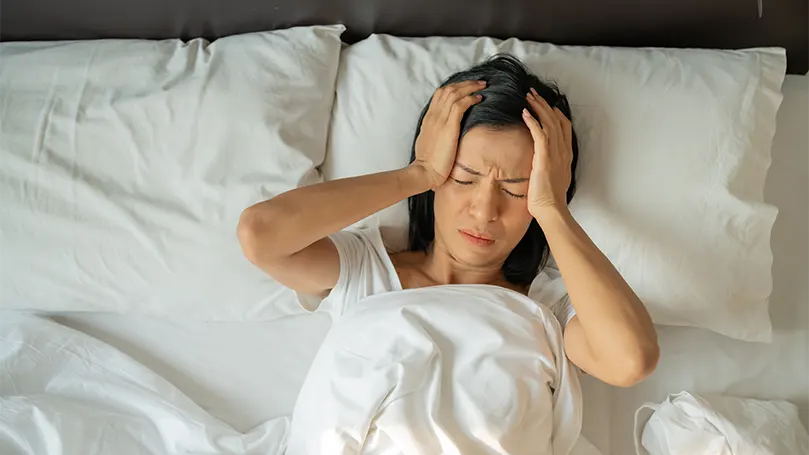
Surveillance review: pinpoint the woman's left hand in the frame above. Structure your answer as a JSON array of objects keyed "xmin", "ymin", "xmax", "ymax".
[{"xmin": 521, "ymin": 88, "xmax": 573, "ymax": 220}]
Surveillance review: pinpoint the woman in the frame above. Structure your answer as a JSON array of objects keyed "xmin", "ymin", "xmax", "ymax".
[{"xmin": 239, "ymin": 55, "xmax": 658, "ymax": 454}]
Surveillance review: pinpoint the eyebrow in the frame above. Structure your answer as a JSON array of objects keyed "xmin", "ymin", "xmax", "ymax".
[{"xmin": 455, "ymin": 162, "xmax": 529, "ymax": 183}]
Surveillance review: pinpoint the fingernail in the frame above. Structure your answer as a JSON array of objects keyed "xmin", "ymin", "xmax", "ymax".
[
  {"xmin": 526, "ymin": 92, "xmax": 533, "ymax": 99},
  {"xmin": 478, "ymin": 80, "xmax": 487, "ymax": 85},
  {"xmin": 522, "ymin": 108, "xmax": 529, "ymax": 116},
  {"xmin": 530, "ymin": 87, "xmax": 538, "ymax": 96}
]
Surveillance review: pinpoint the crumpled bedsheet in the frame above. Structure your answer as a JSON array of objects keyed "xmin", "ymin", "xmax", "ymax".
[
  {"xmin": 0, "ymin": 314, "xmax": 289, "ymax": 455},
  {"xmin": 0, "ymin": 313, "xmax": 602, "ymax": 455}
]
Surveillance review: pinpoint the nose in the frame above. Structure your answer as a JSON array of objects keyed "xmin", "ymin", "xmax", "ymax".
[{"xmin": 468, "ymin": 182, "xmax": 500, "ymax": 223}]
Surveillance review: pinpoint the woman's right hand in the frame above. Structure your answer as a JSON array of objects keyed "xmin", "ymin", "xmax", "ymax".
[{"xmin": 412, "ymin": 80, "xmax": 486, "ymax": 190}]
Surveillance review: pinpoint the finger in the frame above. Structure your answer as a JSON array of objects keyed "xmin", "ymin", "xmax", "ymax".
[
  {"xmin": 531, "ymin": 89, "xmax": 565, "ymax": 137},
  {"xmin": 445, "ymin": 80, "xmax": 487, "ymax": 102},
  {"xmin": 527, "ymin": 90, "xmax": 562, "ymax": 154},
  {"xmin": 429, "ymin": 80, "xmax": 485, "ymax": 117},
  {"xmin": 525, "ymin": 91, "xmax": 556, "ymax": 134},
  {"xmin": 521, "ymin": 108, "xmax": 547, "ymax": 159},
  {"xmin": 449, "ymin": 93, "xmax": 483, "ymax": 120}
]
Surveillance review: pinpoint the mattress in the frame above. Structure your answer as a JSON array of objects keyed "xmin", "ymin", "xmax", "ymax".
[{"xmin": 33, "ymin": 74, "xmax": 809, "ymax": 455}]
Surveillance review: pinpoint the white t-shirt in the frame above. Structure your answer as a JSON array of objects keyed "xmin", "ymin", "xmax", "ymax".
[
  {"xmin": 287, "ymin": 226, "xmax": 583, "ymax": 455},
  {"xmin": 319, "ymin": 225, "xmax": 577, "ymax": 328}
]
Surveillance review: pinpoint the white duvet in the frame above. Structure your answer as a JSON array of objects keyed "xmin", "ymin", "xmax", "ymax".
[
  {"xmin": 0, "ymin": 301, "xmax": 599, "ymax": 455},
  {"xmin": 288, "ymin": 285, "xmax": 582, "ymax": 454}
]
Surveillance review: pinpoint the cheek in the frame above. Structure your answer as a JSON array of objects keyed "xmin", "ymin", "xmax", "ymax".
[
  {"xmin": 433, "ymin": 185, "xmax": 466, "ymax": 216},
  {"xmin": 513, "ymin": 200, "xmax": 534, "ymax": 221},
  {"xmin": 502, "ymin": 202, "xmax": 534, "ymax": 238}
]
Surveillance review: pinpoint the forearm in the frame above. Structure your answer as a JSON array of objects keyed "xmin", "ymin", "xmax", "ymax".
[
  {"xmin": 239, "ymin": 165, "xmax": 431, "ymax": 259},
  {"xmin": 537, "ymin": 209, "xmax": 658, "ymax": 366}
]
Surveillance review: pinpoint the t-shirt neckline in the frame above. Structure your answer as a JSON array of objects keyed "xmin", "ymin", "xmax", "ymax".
[{"xmin": 379, "ymin": 242, "xmax": 535, "ymax": 300}]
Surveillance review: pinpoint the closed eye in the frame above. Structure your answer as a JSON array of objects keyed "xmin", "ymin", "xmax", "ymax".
[{"xmin": 452, "ymin": 177, "xmax": 525, "ymax": 199}]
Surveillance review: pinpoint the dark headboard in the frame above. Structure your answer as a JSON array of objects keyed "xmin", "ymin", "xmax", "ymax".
[{"xmin": 1, "ymin": 0, "xmax": 806, "ymax": 74}]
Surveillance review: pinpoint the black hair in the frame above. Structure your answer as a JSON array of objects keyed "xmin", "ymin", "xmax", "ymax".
[{"xmin": 407, "ymin": 54, "xmax": 579, "ymax": 286}]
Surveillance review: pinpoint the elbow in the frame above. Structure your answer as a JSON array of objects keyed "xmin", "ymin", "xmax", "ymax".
[
  {"xmin": 611, "ymin": 343, "xmax": 660, "ymax": 388},
  {"xmin": 237, "ymin": 207, "xmax": 267, "ymax": 265}
]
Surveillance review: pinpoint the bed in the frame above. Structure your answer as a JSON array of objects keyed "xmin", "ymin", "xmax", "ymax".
[
  {"xmin": 1, "ymin": 1, "xmax": 807, "ymax": 454},
  {"xmin": 20, "ymin": 74, "xmax": 803, "ymax": 455}
]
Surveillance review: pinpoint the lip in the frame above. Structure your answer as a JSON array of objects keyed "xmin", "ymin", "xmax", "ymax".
[{"xmin": 459, "ymin": 229, "xmax": 495, "ymax": 246}]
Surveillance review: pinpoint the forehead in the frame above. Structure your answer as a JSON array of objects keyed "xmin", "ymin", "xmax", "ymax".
[{"xmin": 456, "ymin": 126, "xmax": 534, "ymax": 172}]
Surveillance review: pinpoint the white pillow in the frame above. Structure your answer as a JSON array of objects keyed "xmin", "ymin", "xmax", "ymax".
[
  {"xmin": 322, "ymin": 35, "xmax": 786, "ymax": 341},
  {"xmin": 0, "ymin": 25, "xmax": 344, "ymax": 320}
]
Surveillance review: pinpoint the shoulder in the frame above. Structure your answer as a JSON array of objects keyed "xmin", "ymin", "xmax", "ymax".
[
  {"xmin": 323, "ymin": 225, "xmax": 400, "ymax": 314},
  {"xmin": 528, "ymin": 265, "xmax": 576, "ymax": 329},
  {"xmin": 328, "ymin": 225, "xmax": 393, "ymax": 276},
  {"xmin": 330, "ymin": 224, "xmax": 384, "ymax": 250}
]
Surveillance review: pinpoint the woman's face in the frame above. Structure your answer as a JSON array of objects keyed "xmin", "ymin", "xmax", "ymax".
[{"xmin": 433, "ymin": 125, "xmax": 535, "ymax": 268}]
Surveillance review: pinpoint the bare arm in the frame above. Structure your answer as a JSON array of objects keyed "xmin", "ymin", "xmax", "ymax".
[
  {"xmin": 238, "ymin": 80, "xmax": 486, "ymax": 296},
  {"xmin": 522, "ymin": 88, "xmax": 658, "ymax": 387},
  {"xmin": 537, "ymin": 209, "xmax": 659, "ymax": 387},
  {"xmin": 238, "ymin": 166, "xmax": 431, "ymax": 295}
]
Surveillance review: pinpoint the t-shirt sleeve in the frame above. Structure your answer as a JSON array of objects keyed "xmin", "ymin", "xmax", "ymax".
[
  {"xmin": 549, "ymin": 295, "xmax": 577, "ymax": 331},
  {"xmin": 321, "ymin": 225, "xmax": 398, "ymax": 317},
  {"xmin": 529, "ymin": 263, "xmax": 577, "ymax": 331}
]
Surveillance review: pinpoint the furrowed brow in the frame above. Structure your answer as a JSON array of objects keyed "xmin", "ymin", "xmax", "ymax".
[
  {"xmin": 456, "ymin": 162, "xmax": 484, "ymax": 177},
  {"xmin": 455, "ymin": 162, "xmax": 528, "ymax": 183}
]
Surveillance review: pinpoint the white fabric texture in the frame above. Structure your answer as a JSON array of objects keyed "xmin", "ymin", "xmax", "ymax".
[
  {"xmin": 287, "ymin": 285, "xmax": 583, "ymax": 454},
  {"xmin": 598, "ymin": 74, "xmax": 809, "ymax": 455},
  {"xmin": 287, "ymin": 224, "xmax": 582, "ymax": 453},
  {"xmin": 0, "ymin": 313, "xmax": 291, "ymax": 455},
  {"xmin": 2, "ymin": 79, "xmax": 803, "ymax": 455},
  {"xmin": 633, "ymin": 391, "xmax": 809, "ymax": 455},
  {"xmin": 323, "ymin": 35, "xmax": 786, "ymax": 341},
  {"xmin": 323, "ymin": 224, "xmax": 576, "ymax": 329},
  {"xmin": 0, "ymin": 25, "xmax": 344, "ymax": 320},
  {"xmin": 0, "ymin": 312, "xmax": 602, "ymax": 455}
]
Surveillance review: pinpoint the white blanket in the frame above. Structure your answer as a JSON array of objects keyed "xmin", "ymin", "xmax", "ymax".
[
  {"xmin": 0, "ymin": 311, "xmax": 600, "ymax": 454},
  {"xmin": 0, "ymin": 314, "xmax": 289, "ymax": 455},
  {"xmin": 287, "ymin": 285, "xmax": 583, "ymax": 455}
]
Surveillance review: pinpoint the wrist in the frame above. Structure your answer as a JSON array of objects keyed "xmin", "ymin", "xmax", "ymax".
[
  {"xmin": 401, "ymin": 163, "xmax": 435, "ymax": 194},
  {"xmin": 531, "ymin": 205, "xmax": 573, "ymax": 228}
]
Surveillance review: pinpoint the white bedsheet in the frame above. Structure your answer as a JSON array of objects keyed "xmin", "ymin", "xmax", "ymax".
[
  {"xmin": 0, "ymin": 312, "xmax": 602, "ymax": 454},
  {"xmin": 2, "ymin": 77, "xmax": 803, "ymax": 455},
  {"xmin": 47, "ymin": 312, "xmax": 332, "ymax": 433},
  {"xmin": 0, "ymin": 314, "xmax": 291, "ymax": 455}
]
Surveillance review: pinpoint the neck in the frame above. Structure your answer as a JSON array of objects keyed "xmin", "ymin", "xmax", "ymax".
[{"xmin": 421, "ymin": 240, "xmax": 505, "ymax": 286}]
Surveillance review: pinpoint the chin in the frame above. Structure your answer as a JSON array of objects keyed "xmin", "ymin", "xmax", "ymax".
[{"xmin": 450, "ymin": 238, "xmax": 502, "ymax": 265}]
